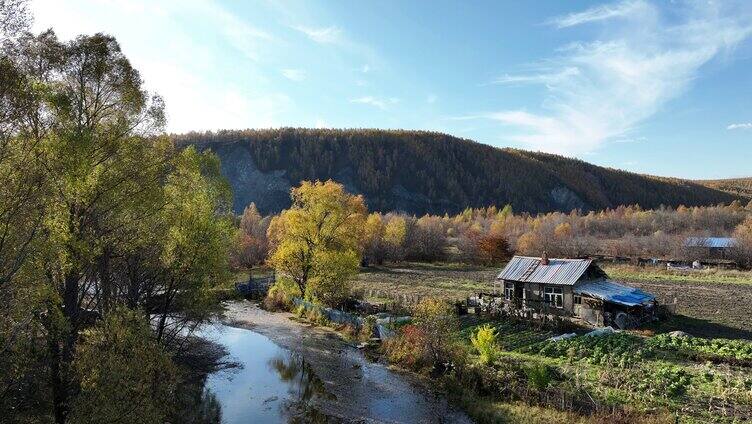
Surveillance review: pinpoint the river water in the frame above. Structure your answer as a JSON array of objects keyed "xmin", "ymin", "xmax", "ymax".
[{"xmin": 199, "ymin": 320, "xmax": 472, "ymax": 423}]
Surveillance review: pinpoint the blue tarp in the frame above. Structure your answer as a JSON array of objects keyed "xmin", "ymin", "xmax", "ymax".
[{"xmin": 574, "ymin": 280, "xmax": 655, "ymax": 307}]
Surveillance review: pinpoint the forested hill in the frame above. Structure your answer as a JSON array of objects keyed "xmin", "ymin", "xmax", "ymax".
[
  {"xmin": 698, "ymin": 177, "xmax": 752, "ymax": 199},
  {"xmin": 176, "ymin": 128, "xmax": 740, "ymax": 215}
]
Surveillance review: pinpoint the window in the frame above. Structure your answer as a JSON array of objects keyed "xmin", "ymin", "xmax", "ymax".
[
  {"xmin": 504, "ymin": 282, "xmax": 514, "ymax": 301},
  {"xmin": 574, "ymin": 295, "xmax": 581, "ymax": 305},
  {"xmin": 544, "ymin": 286, "xmax": 563, "ymax": 308}
]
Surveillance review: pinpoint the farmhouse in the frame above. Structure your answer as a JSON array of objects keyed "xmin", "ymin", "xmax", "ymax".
[
  {"xmin": 494, "ymin": 254, "xmax": 656, "ymax": 329},
  {"xmin": 684, "ymin": 236, "xmax": 737, "ymax": 260}
]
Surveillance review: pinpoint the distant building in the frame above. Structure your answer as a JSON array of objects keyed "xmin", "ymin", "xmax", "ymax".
[
  {"xmin": 494, "ymin": 254, "xmax": 656, "ymax": 328},
  {"xmin": 684, "ymin": 237, "xmax": 737, "ymax": 260}
]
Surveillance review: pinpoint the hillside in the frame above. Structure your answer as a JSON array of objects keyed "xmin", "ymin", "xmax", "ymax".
[
  {"xmin": 176, "ymin": 128, "xmax": 740, "ymax": 215},
  {"xmin": 698, "ymin": 177, "xmax": 752, "ymax": 199}
]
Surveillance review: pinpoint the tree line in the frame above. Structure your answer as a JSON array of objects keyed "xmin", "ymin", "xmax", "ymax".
[{"xmin": 234, "ymin": 198, "xmax": 752, "ymax": 289}]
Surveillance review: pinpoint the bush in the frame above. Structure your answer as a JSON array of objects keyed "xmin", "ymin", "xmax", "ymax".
[
  {"xmin": 70, "ymin": 308, "xmax": 177, "ymax": 424},
  {"xmin": 524, "ymin": 363, "xmax": 555, "ymax": 390},
  {"xmin": 383, "ymin": 324, "xmax": 431, "ymax": 372},
  {"xmin": 359, "ymin": 315, "xmax": 377, "ymax": 341},
  {"xmin": 471, "ymin": 324, "xmax": 499, "ymax": 364},
  {"xmin": 412, "ymin": 298, "xmax": 459, "ymax": 368},
  {"xmin": 263, "ymin": 278, "xmax": 300, "ymax": 311}
]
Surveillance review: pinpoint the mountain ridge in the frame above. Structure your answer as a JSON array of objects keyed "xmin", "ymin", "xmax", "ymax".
[{"xmin": 175, "ymin": 128, "xmax": 741, "ymax": 215}]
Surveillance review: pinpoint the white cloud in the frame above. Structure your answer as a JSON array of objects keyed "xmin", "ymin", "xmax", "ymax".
[
  {"xmin": 547, "ymin": 0, "xmax": 648, "ymax": 28},
  {"xmin": 350, "ymin": 96, "xmax": 399, "ymax": 110},
  {"xmin": 727, "ymin": 122, "xmax": 752, "ymax": 130},
  {"xmin": 200, "ymin": 2, "xmax": 271, "ymax": 62},
  {"xmin": 486, "ymin": 1, "xmax": 752, "ymax": 154},
  {"xmin": 31, "ymin": 0, "xmax": 290, "ymax": 133},
  {"xmin": 427, "ymin": 94, "xmax": 438, "ymax": 104},
  {"xmin": 492, "ymin": 67, "xmax": 580, "ymax": 85},
  {"xmin": 294, "ymin": 25, "xmax": 343, "ymax": 44},
  {"xmin": 281, "ymin": 68, "xmax": 306, "ymax": 81},
  {"xmin": 361, "ymin": 64, "xmax": 370, "ymax": 73}
]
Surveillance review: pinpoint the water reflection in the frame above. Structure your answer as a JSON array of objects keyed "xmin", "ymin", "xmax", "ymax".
[
  {"xmin": 200, "ymin": 324, "xmax": 333, "ymax": 423},
  {"xmin": 268, "ymin": 353, "xmax": 336, "ymax": 403}
]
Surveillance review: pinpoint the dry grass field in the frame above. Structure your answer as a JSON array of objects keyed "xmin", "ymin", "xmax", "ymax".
[{"xmin": 352, "ymin": 262, "xmax": 752, "ymax": 339}]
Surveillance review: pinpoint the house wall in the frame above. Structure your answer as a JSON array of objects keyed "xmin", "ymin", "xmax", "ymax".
[{"xmin": 500, "ymin": 280, "xmax": 575, "ymax": 316}]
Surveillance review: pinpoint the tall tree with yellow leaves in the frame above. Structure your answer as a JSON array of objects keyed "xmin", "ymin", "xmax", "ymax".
[{"xmin": 267, "ymin": 180, "xmax": 366, "ymax": 307}]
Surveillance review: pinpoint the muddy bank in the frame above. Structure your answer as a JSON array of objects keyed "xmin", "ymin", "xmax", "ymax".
[{"xmin": 220, "ymin": 300, "xmax": 472, "ymax": 424}]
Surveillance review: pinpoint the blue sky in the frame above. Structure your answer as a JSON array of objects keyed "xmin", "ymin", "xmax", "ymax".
[{"xmin": 33, "ymin": 0, "xmax": 752, "ymax": 179}]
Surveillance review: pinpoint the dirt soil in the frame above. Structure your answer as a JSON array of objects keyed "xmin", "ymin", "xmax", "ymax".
[
  {"xmin": 624, "ymin": 279, "xmax": 752, "ymax": 339},
  {"xmin": 221, "ymin": 300, "xmax": 472, "ymax": 424}
]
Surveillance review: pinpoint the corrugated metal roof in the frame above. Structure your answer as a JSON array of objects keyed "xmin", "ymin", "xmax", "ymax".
[
  {"xmin": 684, "ymin": 237, "xmax": 737, "ymax": 248},
  {"xmin": 574, "ymin": 280, "xmax": 655, "ymax": 307},
  {"xmin": 497, "ymin": 256, "xmax": 593, "ymax": 286}
]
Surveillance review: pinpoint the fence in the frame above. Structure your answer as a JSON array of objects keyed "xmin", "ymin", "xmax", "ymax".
[
  {"xmin": 235, "ymin": 274, "xmax": 275, "ymax": 298},
  {"xmin": 292, "ymin": 297, "xmax": 363, "ymax": 328}
]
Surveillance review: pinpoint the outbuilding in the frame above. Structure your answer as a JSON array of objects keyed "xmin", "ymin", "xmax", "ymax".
[{"xmin": 494, "ymin": 254, "xmax": 656, "ymax": 328}]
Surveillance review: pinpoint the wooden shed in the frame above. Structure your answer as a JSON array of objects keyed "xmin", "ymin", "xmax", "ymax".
[{"xmin": 495, "ymin": 254, "xmax": 656, "ymax": 328}]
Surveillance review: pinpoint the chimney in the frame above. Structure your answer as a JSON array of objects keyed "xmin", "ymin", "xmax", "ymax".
[{"xmin": 540, "ymin": 251, "xmax": 549, "ymax": 265}]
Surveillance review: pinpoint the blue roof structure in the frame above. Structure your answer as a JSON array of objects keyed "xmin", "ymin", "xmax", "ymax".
[
  {"xmin": 684, "ymin": 237, "xmax": 737, "ymax": 248},
  {"xmin": 574, "ymin": 280, "xmax": 655, "ymax": 307}
]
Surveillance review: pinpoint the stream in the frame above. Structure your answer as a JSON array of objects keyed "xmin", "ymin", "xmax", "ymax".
[{"xmin": 198, "ymin": 302, "xmax": 472, "ymax": 423}]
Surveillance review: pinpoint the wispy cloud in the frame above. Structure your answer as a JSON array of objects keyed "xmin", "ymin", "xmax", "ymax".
[
  {"xmin": 197, "ymin": 1, "xmax": 272, "ymax": 62},
  {"xmin": 294, "ymin": 25, "xmax": 343, "ymax": 44},
  {"xmin": 727, "ymin": 122, "xmax": 752, "ymax": 130},
  {"xmin": 547, "ymin": 0, "xmax": 647, "ymax": 28},
  {"xmin": 492, "ymin": 67, "xmax": 580, "ymax": 85},
  {"xmin": 350, "ymin": 96, "xmax": 399, "ymax": 110},
  {"xmin": 281, "ymin": 68, "xmax": 306, "ymax": 81},
  {"xmin": 485, "ymin": 0, "xmax": 752, "ymax": 154}
]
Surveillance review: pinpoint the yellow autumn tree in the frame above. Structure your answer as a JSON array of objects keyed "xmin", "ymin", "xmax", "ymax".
[{"xmin": 267, "ymin": 180, "xmax": 366, "ymax": 307}]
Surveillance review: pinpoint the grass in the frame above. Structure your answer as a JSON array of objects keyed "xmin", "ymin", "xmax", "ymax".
[
  {"xmin": 456, "ymin": 321, "xmax": 752, "ymax": 423},
  {"xmin": 602, "ymin": 264, "xmax": 752, "ymax": 286},
  {"xmin": 354, "ymin": 262, "xmax": 752, "ymax": 339},
  {"xmin": 356, "ymin": 261, "xmax": 752, "ymax": 422}
]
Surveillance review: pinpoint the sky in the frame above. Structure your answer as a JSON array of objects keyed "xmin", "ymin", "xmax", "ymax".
[{"xmin": 31, "ymin": 0, "xmax": 752, "ymax": 179}]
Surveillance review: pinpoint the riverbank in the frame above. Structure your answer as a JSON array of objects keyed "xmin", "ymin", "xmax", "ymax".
[{"xmin": 219, "ymin": 300, "xmax": 472, "ymax": 423}]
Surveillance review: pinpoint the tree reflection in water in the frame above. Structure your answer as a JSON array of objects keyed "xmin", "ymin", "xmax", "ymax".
[{"xmin": 267, "ymin": 353, "xmax": 340, "ymax": 423}]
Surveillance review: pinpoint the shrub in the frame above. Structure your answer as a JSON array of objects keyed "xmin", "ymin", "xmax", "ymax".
[
  {"xmin": 359, "ymin": 315, "xmax": 377, "ymax": 341},
  {"xmin": 262, "ymin": 277, "xmax": 300, "ymax": 311},
  {"xmin": 383, "ymin": 324, "xmax": 431, "ymax": 372},
  {"xmin": 470, "ymin": 324, "xmax": 498, "ymax": 364},
  {"xmin": 70, "ymin": 308, "xmax": 177, "ymax": 424},
  {"xmin": 524, "ymin": 363, "xmax": 555, "ymax": 390},
  {"xmin": 412, "ymin": 298, "xmax": 459, "ymax": 368}
]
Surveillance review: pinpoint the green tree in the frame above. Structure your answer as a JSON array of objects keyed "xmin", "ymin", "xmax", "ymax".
[
  {"xmin": 267, "ymin": 180, "xmax": 366, "ymax": 307},
  {"xmin": 155, "ymin": 147, "xmax": 234, "ymax": 344},
  {"xmin": 70, "ymin": 308, "xmax": 177, "ymax": 424},
  {"xmin": 1, "ymin": 28, "xmax": 234, "ymax": 423}
]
